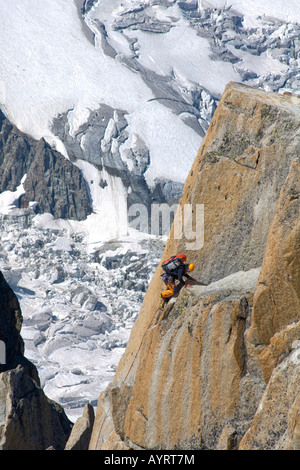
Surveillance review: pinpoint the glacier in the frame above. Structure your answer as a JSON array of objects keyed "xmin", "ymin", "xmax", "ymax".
[{"xmin": 0, "ymin": 0, "xmax": 299, "ymax": 420}]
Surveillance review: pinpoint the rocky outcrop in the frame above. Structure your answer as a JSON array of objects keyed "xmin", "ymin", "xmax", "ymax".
[
  {"xmin": 0, "ymin": 366, "xmax": 72, "ymax": 450},
  {"xmin": 0, "ymin": 271, "xmax": 72, "ymax": 449},
  {"xmin": 89, "ymin": 82, "xmax": 300, "ymax": 450},
  {"xmin": 0, "ymin": 110, "xmax": 92, "ymax": 220},
  {"xmin": 65, "ymin": 403, "xmax": 94, "ymax": 450}
]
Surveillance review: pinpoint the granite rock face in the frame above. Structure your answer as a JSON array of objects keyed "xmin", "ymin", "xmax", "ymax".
[
  {"xmin": 89, "ymin": 83, "xmax": 300, "ymax": 450},
  {"xmin": 239, "ymin": 158, "xmax": 300, "ymax": 449},
  {"xmin": 181, "ymin": 82, "xmax": 300, "ymax": 285},
  {"xmin": 247, "ymin": 159, "xmax": 300, "ymax": 383}
]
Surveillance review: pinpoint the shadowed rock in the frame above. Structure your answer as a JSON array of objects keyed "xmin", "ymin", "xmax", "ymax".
[
  {"xmin": 0, "ymin": 271, "xmax": 73, "ymax": 449},
  {"xmin": 0, "ymin": 110, "xmax": 92, "ymax": 221}
]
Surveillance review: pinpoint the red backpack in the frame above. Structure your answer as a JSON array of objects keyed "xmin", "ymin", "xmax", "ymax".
[{"xmin": 161, "ymin": 254, "xmax": 186, "ymax": 274}]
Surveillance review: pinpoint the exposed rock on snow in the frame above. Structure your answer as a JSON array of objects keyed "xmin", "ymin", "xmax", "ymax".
[
  {"xmin": 52, "ymin": 103, "xmax": 183, "ymax": 210},
  {"xmin": 0, "ymin": 110, "xmax": 92, "ymax": 221}
]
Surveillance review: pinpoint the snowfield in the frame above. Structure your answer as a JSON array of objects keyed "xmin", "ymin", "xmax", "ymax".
[
  {"xmin": 0, "ymin": 0, "xmax": 202, "ymax": 186},
  {"xmin": 0, "ymin": 0, "xmax": 300, "ymax": 420},
  {"xmin": 203, "ymin": 0, "xmax": 300, "ymax": 26}
]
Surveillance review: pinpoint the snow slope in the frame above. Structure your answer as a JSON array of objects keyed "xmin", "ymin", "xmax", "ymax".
[
  {"xmin": 1, "ymin": 0, "xmax": 299, "ymax": 190},
  {"xmin": 204, "ymin": 0, "xmax": 300, "ymax": 26},
  {"xmin": 0, "ymin": 0, "xmax": 203, "ymax": 186},
  {"xmin": 0, "ymin": 0, "xmax": 150, "ymax": 136}
]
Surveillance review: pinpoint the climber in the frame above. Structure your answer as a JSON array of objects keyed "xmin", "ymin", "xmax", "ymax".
[
  {"xmin": 160, "ymin": 274, "xmax": 176, "ymax": 307},
  {"xmin": 170, "ymin": 262, "xmax": 196, "ymax": 287},
  {"xmin": 159, "ymin": 254, "xmax": 196, "ymax": 307}
]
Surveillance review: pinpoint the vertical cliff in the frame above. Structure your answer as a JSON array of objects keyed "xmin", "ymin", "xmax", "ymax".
[{"xmin": 89, "ymin": 82, "xmax": 300, "ymax": 450}]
